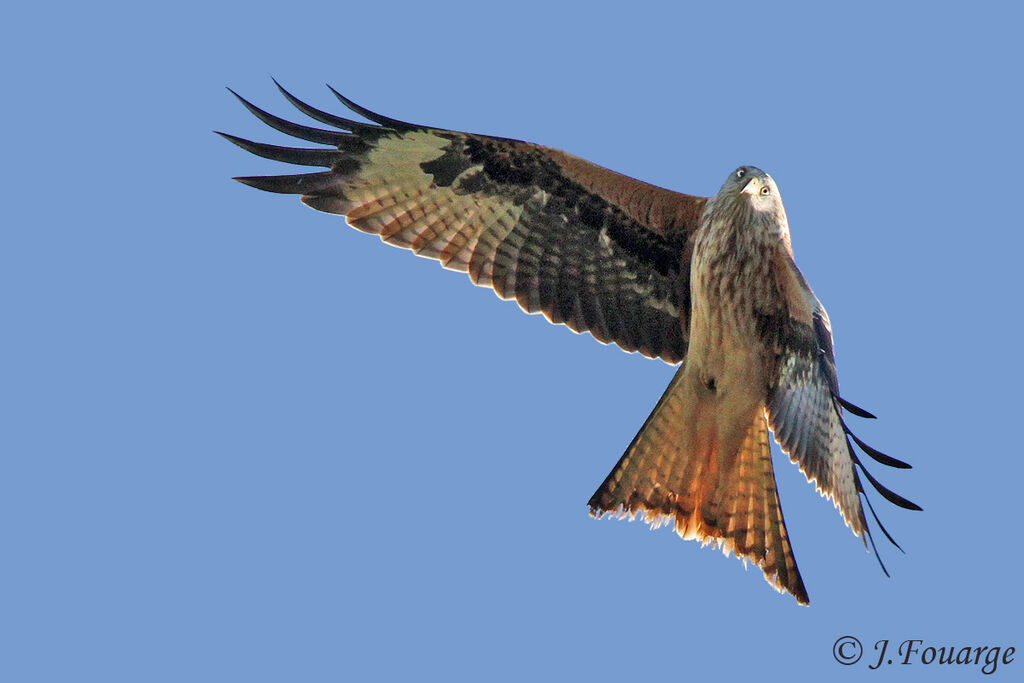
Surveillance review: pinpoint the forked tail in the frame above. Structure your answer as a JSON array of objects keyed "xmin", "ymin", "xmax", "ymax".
[{"xmin": 588, "ymin": 369, "xmax": 809, "ymax": 604}]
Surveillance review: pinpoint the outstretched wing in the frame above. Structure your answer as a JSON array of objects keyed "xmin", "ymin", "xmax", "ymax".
[
  {"xmin": 767, "ymin": 255, "xmax": 920, "ymax": 569},
  {"xmin": 221, "ymin": 83, "xmax": 708, "ymax": 364}
]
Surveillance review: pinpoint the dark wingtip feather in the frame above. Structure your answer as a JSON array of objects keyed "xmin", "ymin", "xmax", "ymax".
[
  {"xmin": 861, "ymin": 516, "xmax": 892, "ymax": 577},
  {"xmin": 838, "ymin": 396, "xmax": 877, "ymax": 419},
  {"xmin": 216, "ymin": 131, "xmax": 343, "ymax": 167},
  {"xmin": 233, "ymin": 171, "xmax": 339, "ymax": 195},
  {"xmin": 860, "ymin": 482, "xmax": 906, "ymax": 554},
  {"xmin": 271, "ymin": 79, "xmax": 382, "ymax": 134},
  {"xmin": 325, "ymin": 84, "xmax": 418, "ymax": 131},
  {"xmin": 853, "ymin": 456, "xmax": 923, "ymax": 511},
  {"xmin": 844, "ymin": 424, "xmax": 912, "ymax": 469},
  {"xmin": 227, "ymin": 88, "xmax": 356, "ymax": 147}
]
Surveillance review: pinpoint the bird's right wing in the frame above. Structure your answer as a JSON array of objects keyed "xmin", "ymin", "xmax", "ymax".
[
  {"xmin": 767, "ymin": 254, "xmax": 920, "ymax": 567},
  {"xmin": 221, "ymin": 84, "xmax": 709, "ymax": 364}
]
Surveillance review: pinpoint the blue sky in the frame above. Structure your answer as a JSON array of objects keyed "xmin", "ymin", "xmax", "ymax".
[{"xmin": 4, "ymin": 2, "xmax": 1022, "ymax": 681}]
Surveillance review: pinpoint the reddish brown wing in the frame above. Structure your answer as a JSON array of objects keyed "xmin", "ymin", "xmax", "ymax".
[{"xmin": 221, "ymin": 85, "xmax": 707, "ymax": 363}]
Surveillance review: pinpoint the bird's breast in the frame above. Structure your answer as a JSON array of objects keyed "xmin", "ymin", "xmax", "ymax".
[{"xmin": 687, "ymin": 218, "xmax": 785, "ymax": 391}]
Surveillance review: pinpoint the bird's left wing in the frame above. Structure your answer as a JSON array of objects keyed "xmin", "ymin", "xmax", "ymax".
[
  {"xmin": 767, "ymin": 254, "xmax": 920, "ymax": 566},
  {"xmin": 221, "ymin": 84, "xmax": 709, "ymax": 364}
]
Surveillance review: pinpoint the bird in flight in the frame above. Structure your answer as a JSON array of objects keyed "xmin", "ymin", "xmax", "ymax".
[{"xmin": 221, "ymin": 83, "xmax": 920, "ymax": 604}]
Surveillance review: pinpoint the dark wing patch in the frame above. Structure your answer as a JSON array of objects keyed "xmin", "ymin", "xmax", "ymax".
[{"xmin": 224, "ymin": 84, "xmax": 708, "ymax": 363}]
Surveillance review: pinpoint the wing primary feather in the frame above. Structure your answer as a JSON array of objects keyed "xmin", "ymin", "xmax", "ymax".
[
  {"xmin": 216, "ymin": 132, "xmax": 343, "ymax": 167},
  {"xmin": 271, "ymin": 79, "xmax": 381, "ymax": 134},
  {"xmin": 843, "ymin": 423, "xmax": 912, "ymax": 469},
  {"xmin": 858, "ymin": 475, "xmax": 906, "ymax": 554},
  {"xmin": 860, "ymin": 504, "xmax": 893, "ymax": 577},
  {"xmin": 325, "ymin": 84, "xmax": 418, "ymax": 131},
  {"xmin": 232, "ymin": 172, "xmax": 339, "ymax": 194},
  {"xmin": 837, "ymin": 396, "xmax": 877, "ymax": 419},
  {"xmin": 227, "ymin": 88, "xmax": 356, "ymax": 146},
  {"xmin": 852, "ymin": 455, "xmax": 923, "ymax": 511}
]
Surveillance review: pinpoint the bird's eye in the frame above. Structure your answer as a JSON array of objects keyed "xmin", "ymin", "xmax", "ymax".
[
  {"xmin": 735, "ymin": 169, "xmax": 746, "ymax": 179},
  {"xmin": 760, "ymin": 186, "xmax": 771, "ymax": 196}
]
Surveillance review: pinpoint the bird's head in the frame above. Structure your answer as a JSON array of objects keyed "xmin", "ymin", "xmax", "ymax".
[
  {"xmin": 721, "ymin": 166, "xmax": 781, "ymax": 209},
  {"xmin": 705, "ymin": 165, "xmax": 792, "ymax": 250}
]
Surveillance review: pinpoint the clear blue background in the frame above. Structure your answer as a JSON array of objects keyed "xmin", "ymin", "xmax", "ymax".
[{"xmin": 4, "ymin": 2, "xmax": 1021, "ymax": 680}]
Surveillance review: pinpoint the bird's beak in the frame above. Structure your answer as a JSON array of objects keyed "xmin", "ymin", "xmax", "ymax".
[{"xmin": 741, "ymin": 177, "xmax": 760, "ymax": 195}]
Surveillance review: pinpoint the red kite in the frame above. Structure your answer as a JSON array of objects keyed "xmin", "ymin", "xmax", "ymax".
[{"xmin": 222, "ymin": 84, "xmax": 919, "ymax": 604}]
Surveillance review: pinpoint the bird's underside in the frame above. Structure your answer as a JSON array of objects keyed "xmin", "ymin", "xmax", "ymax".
[{"xmin": 222, "ymin": 82, "xmax": 920, "ymax": 604}]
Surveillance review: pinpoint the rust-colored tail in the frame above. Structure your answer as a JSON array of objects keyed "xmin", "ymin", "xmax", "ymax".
[{"xmin": 588, "ymin": 368, "xmax": 809, "ymax": 604}]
